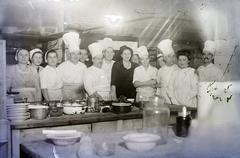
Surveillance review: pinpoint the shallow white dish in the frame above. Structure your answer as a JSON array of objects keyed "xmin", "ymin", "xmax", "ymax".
[
  {"xmin": 122, "ymin": 133, "xmax": 161, "ymax": 152},
  {"xmin": 7, "ymin": 112, "xmax": 30, "ymax": 117},
  {"xmin": 8, "ymin": 114, "xmax": 30, "ymax": 121},
  {"xmin": 46, "ymin": 131, "xmax": 83, "ymax": 146}
]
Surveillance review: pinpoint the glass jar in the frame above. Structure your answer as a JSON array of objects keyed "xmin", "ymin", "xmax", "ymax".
[{"xmin": 143, "ymin": 96, "xmax": 170, "ymax": 144}]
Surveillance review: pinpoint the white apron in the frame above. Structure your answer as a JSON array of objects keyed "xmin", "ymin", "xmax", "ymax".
[
  {"xmin": 62, "ymin": 84, "xmax": 85, "ymax": 100},
  {"xmin": 48, "ymin": 89, "xmax": 62, "ymax": 101},
  {"xmin": 156, "ymin": 65, "xmax": 178, "ymax": 104}
]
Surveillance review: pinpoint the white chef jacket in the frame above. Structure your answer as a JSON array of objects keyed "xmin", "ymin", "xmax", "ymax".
[
  {"xmin": 156, "ymin": 64, "xmax": 178, "ymax": 104},
  {"xmin": 40, "ymin": 66, "xmax": 63, "ymax": 90},
  {"xmin": 40, "ymin": 65, "xmax": 63, "ymax": 101},
  {"xmin": 197, "ymin": 63, "xmax": 224, "ymax": 82},
  {"xmin": 133, "ymin": 65, "xmax": 157, "ymax": 101},
  {"xmin": 101, "ymin": 59, "xmax": 115, "ymax": 84},
  {"xmin": 57, "ymin": 61, "xmax": 87, "ymax": 84},
  {"xmin": 84, "ymin": 66, "xmax": 111, "ymax": 100},
  {"xmin": 171, "ymin": 67, "xmax": 198, "ymax": 107}
]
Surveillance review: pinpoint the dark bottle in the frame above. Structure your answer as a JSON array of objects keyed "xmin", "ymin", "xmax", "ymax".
[{"xmin": 176, "ymin": 106, "xmax": 192, "ymax": 137}]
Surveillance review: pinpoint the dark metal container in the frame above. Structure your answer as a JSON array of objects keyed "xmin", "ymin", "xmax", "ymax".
[{"xmin": 111, "ymin": 102, "xmax": 132, "ymax": 114}]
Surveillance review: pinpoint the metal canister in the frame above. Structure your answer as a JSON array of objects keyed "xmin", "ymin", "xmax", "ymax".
[{"xmin": 87, "ymin": 96, "xmax": 99, "ymax": 112}]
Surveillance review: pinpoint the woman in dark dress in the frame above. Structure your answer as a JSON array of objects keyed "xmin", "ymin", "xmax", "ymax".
[{"xmin": 111, "ymin": 46, "xmax": 138, "ymax": 100}]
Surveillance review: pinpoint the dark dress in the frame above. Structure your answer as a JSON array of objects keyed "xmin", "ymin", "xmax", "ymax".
[{"xmin": 111, "ymin": 61, "xmax": 138, "ymax": 99}]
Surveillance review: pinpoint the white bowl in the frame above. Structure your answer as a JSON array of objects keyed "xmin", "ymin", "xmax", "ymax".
[
  {"xmin": 46, "ymin": 132, "xmax": 83, "ymax": 146},
  {"xmin": 122, "ymin": 133, "xmax": 161, "ymax": 152},
  {"xmin": 63, "ymin": 106, "xmax": 86, "ymax": 115}
]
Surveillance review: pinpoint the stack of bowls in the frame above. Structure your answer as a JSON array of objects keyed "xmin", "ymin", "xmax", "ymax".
[{"xmin": 7, "ymin": 103, "xmax": 30, "ymax": 122}]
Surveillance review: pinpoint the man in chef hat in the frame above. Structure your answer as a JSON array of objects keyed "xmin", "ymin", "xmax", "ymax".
[
  {"xmin": 84, "ymin": 42, "xmax": 111, "ymax": 101},
  {"xmin": 197, "ymin": 40, "xmax": 224, "ymax": 82},
  {"xmin": 57, "ymin": 31, "xmax": 87, "ymax": 100},
  {"xmin": 133, "ymin": 46, "xmax": 158, "ymax": 101},
  {"xmin": 156, "ymin": 39, "xmax": 178, "ymax": 104},
  {"xmin": 99, "ymin": 38, "xmax": 115, "ymax": 84}
]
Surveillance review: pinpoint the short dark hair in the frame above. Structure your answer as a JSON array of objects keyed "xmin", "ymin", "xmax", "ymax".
[
  {"xmin": 119, "ymin": 45, "xmax": 133, "ymax": 56},
  {"xmin": 46, "ymin": 49, "xmax": 58, "ymax": 60},
  {"xmin": 176, "ymin": 49, "xmax": 192, "ymax": 60}
]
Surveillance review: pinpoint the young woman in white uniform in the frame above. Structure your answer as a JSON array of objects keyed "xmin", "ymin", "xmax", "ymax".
[
  {"xmin": 171, "ymin": 50, "xmax": 198, "ymax": 107},
  {"xmin": 84, "ymin": 42, "xmax": 111, "ymax": 101},
  {"xmin": 7, "ymin": 49, "xmax": 41, "ymax": 102},
  {"xmin": 133, "ymin": 46, "xmax": 157, "ymax": 101},
  {"xmin": 40, "ymin": 50, "xmax": 63, "ymax": 101},
  {"xmin": 29, "ymin": 48, "xmax": 44, "ymax": 73}
]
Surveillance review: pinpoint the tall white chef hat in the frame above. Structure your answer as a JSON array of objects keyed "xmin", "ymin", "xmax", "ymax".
[
  {"xmin": 62, "ymin": 32, "xmax": 81, "ymax": 53},
  {"xmin": 88, "ymin": 42, "xmax": 104, "ymax": 58},
  {"xmin": 157, "ymin": 39, "xmax": 174, "ymax": 56},
  {"xmin": 29, "ymin": 48, "xmax": 43, "ymax": 60},
  {"xmin": 99, "ymin": 37, "xmax": 114, "ymax": 50},
  {"xmin": 203, "ymin": 40, "xmax": 216, "ymax": 55},
  {"xmin": 136, "ymin": 46, "xmax": 149, "ymax": 59}
]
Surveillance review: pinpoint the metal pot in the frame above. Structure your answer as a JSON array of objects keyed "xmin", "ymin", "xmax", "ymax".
[
  {"xmin": 111, "ymin": 102, "xmax": 132, "ymax": 114},
  {"xmin": 29, "ymin": 105, "xmax": 49, "ymax": 120}
]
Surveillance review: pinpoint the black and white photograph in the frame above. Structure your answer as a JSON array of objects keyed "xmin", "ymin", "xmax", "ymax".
[{"xmin": 0, "ymin": 0, "xmax": 240, "ymax": 157}]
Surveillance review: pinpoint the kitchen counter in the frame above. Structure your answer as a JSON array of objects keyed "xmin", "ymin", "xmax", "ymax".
[
  {"xmin": 11, "ymin": 104, "xmax": 196, "ymax": 130},
  {"xmin": 10, "ymin": 104, "xmax": 196, "ymax": 158},
  {"xmin": 21, "ymin": 128, "xmax": 185, "ymax": 158}
]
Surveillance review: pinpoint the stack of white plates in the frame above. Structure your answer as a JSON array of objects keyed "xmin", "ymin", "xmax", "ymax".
[{"xmin": 7, "ymin": 103, "xmax": 30, "ymax": 122}]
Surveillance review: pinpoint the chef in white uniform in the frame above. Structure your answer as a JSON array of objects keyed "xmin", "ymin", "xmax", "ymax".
[
  {"xmin": 84, "ymin": 42, "xmax": 111, "ymax": 101},
  {"xmin": 57, "ymin": 32, "xmax": 87, "ymax": 100},
  {"xmin": 197, "ymin": 40, "xmax": 224, "ymax": 82},
  {"xmin": 99, "ymin": 38, "xmax": 115, "ymax": 84},
  {"xmin": 7, "ymin": 48, "xmax": 41, "ymax": 102},
  {"xmin": 40, "ymin": 50, "xmax": 63, "ymax": 101},
  {"xmin": 29, "ymin": 48, "xmax": 44, "ymax": 73},
  {"xmin": 170, "ymin": 50, "xmax": 198, "ymax": 107},
  {"xmin": 156, "ymin": 39, "xmax": 178, "ymax": 104},
  {"xmin": 133, "ymin": 46, "xmax": 157, "ymax": 101}
]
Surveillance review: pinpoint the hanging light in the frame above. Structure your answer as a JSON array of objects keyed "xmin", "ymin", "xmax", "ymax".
[{"xmin": 104, "ymin": 14, "xmax": 123, "ymax": 27}]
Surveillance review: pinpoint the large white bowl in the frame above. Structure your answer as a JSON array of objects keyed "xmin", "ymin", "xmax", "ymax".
[
  {"xmin": 122, "ymin": 133, "xmax": 161, "ymax": 152},
  {"xmin": 46, "ymin": 131, "xmax": 83, "ymax": 146}
]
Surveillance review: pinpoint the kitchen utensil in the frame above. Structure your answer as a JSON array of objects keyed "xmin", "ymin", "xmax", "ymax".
[
  {"xmin": 63, "ymin": 102, "xmax": 87, "ymax": 115},
  {"xmin": 46, "ymin": 131, "xmax": 83, "ymax": 146},
  {"xmin": 49, "ymin": 102, "xmax": 63, "ymax": 117},
  {"xmin": 111, "ymin": 102, "xmax": 132, "ymax": 114},
  {"xmin": 7, "ymin": 103, "xmax": 30, "ymax": 121},
  {"xmin": 50, "ymin": 106, "xmax": 63, "ymax": 117},
  {"xmin": 87, "ymin": 96, "xmax": 99, "ymax": 112},
  {"xmin": 122, "ymin": 133, "xmax": 160, "ymax": 152},
  {"xmin": 28, "ymin": 105, "xmax": 49, "ymax": 120}
]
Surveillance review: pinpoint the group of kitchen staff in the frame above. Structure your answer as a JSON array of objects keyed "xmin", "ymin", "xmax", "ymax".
[
  {"xmin": 132, "ymin": 39, "xmax": 224, "ymax": 107},
  {"xmin": 6, "ymin": 31, "xmax": 224, "ymax": 107}
]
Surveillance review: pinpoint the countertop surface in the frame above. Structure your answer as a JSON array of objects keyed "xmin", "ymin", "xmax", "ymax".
[
  {"xmin": 21, "ymin": 128, "xmax": 186, "ymax": 158},
  {"xmin": 11, "ymin": 104, "xmax": 196, "ymax": 130}
]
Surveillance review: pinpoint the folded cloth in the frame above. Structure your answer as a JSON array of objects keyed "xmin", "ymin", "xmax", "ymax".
[{"xmin": 42, "ymin": 130, "xmax": 77, "ymax": 135}]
